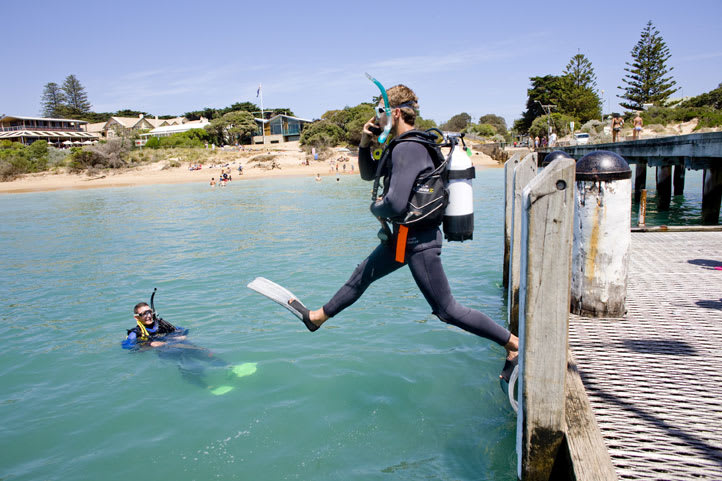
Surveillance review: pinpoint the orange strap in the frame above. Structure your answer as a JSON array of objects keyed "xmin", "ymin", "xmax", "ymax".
[{"xmin": 395, "ymin": 225, "xmax": 408, "ymax": 264}]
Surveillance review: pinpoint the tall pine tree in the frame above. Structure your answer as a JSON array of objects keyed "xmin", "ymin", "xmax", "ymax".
[
  {"xmin": 40, "ymin": 82, "xmax": 67, "ymax": 117},
  {"xmin": 61, "ymin": 74, "xmax": 92, "ymax": 114},
  {"xmin": 560, "ymin": 53, "xmax": 601, "ymax": 122},
  {"xmin": 618, "ymin": 21, "xmax": 678, "ymax": 110}
]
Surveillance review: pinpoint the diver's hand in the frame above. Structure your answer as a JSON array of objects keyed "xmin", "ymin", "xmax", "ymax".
[
  {"xmin": 150, "ymin": 341, "xmax": 166, "ymax": 347},
  {"xmin": 360, "ymin": 117, "xmax": 376, "ymax": 148}
]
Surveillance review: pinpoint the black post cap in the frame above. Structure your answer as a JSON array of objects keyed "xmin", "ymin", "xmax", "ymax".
[
  {"xmin": 576, "ymin": 150, "xmax": 632, "ymax": 181},
  {"xmin": 542, "ymin": 150, "xmax": 573, "ymax": 167}
]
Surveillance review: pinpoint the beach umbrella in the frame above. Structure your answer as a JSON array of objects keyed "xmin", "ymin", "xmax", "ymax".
[
  {"xmin": 63, "ymin": 140, "xmax": 73, "ymax": 145},
  {"xmin": 83, "ymin": 140, "xmax": 93, "ymax": 145}
]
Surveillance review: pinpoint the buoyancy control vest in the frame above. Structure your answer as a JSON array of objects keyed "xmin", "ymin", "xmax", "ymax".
[
  {"xmin": 372, "ymin": 129, "xmax": 475, "ymax": 241},
  {"xmin": 127, "ymin": 318, "xmax": 177, "ymax": 341}
]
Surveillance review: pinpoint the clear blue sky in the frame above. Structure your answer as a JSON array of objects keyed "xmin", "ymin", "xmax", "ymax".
[{"xmin": 2, "ymin": 0, "xmax": 720, "ymax": 127}]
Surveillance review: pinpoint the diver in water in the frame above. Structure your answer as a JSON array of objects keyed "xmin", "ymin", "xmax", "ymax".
[
  {"xmin": 122, "ymin": 298, "xmax": 257, "ymax": 395},
  {"xmin": 254, "ymin": 84, "xmax": 518, "ymax": 380}
]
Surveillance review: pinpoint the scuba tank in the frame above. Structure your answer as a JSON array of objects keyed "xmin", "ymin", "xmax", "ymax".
[{"xmin": 443, "ymin": 134, "xmax": 475, "ymax": 241}]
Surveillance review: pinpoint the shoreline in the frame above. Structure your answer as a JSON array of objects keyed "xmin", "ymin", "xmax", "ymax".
[{"xmin": 0, "ymin": 149, "xmax": 501, "ymax": 195}]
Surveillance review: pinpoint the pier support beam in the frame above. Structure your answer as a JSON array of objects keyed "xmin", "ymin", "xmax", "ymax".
[
  {"xmin": 673, "ymin": 165, "xmax": 686, "ymax": 196},
  {"xmin": 634, "ymin": 161, "xmax": 647, "ymax": 202},
  {"xmin": 508, "ymin": 153, "xmax": 537, "ymax": 335},
  {"xmin": 656, "ymin": 165, "xmax": 672, "ymax": 211},
  {"xmin": 702, "ymin": 167, "xmax": 722, "ymax": 225}
]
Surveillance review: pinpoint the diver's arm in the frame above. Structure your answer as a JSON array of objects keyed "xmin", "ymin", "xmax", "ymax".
[
  {"xmin": 121, "ymin": 331, "xmax": 138, "ymax": 350},
  {"xmin": 370, "ymin": 143, "xmax": 426, "ymax": 219}
]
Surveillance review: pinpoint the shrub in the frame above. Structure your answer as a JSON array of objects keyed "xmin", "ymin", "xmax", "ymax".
[
  {"xmin": 300, "ymin": 120, "xmax": 345, "ymax": 148},
  {"xmin": 529, "ymin": 113, "xmax": 578, "ymax": 138},
  {"xmin": 580, "ymin": 119, "xmax": 604, "ymax": 134},
  {"xmin": 0, "ymin": 140, "xmax": 49, "ymax": 180}
]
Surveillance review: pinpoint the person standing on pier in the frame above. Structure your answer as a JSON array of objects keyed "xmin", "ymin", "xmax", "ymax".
[
  {"xmin": 283, "ymin": 84, "xmax": 520, "ymax": 380},
  {"xmin": 633, "ymin": 113, "xmax": 643, "ymax": 140},
  {"xmin": 612, "ymin": 114, "xmax": 624, "ymax": 142}
]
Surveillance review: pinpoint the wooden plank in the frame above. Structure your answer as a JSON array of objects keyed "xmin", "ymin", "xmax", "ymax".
[
  {"xmin": 564, "ymin": 350, "xmax": 618, "ymax": 481},
  {"xmin": 508, "ymin": 153, "xmax": 537, "ymax": 335},
  {"xmin": 504, "ymin": 152, "xmax": 524, "ymax": 288},
  {"xmin": 517, "ymin": 157, "xmax": 576, "ymax": 480}
]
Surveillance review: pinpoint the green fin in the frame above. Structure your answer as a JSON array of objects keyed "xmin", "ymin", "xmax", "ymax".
[
  {"xmin": 210, "ymin": 385, "xmax": 234, "ymax": 396},
  {"xmin": 232, "ymin": 362, "xmax": 257, "ymax": 378}
]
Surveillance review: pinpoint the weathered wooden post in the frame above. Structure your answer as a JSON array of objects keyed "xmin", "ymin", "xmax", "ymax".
[
  {"xmin": 516, "ymin": 156, "xmax": 576, "ymax": 481},
  {"xmin": 504, "ymin": 152, "xmax": 524, "ymax": 288},
  {"xmin": 673, "ymin": 164, "xmax": 685, "ymax": 196},
  {"xmin": 702, "ymin": 166, "xmax": 722, "ymax": 225},
  {"xmin": 656, "ymin": 164, "xmax": 672, "ymax": 210},
  {"xmin": 638, "ymin": 189, "xmax": 647, "ymax": 227},
  {"xmin": 571, "ymin": 151, "xmax": 632, "ymax": 317},
  {"xmin": 508, "ymin": 153, "xmax": 538, "ymax": 335}
]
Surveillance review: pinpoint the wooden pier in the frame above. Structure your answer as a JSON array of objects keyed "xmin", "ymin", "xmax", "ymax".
[{"xmin": 569, "ymin": 229, "xmax": 722, "ymax": 479}]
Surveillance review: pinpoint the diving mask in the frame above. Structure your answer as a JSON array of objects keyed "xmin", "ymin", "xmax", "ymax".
[{"xmin": 365, "ymin": 73, "xmax": 392, "ymax": 143}]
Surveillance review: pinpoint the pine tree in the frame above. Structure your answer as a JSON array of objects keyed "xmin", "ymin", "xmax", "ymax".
[
  {"xmin": 61, "ymin": 74, "xmax": 92, "ymax": 113},
  {"xmin": 618, "ymin": 21, "xmax": 678, "ymax": 110},
  {"xmin": 40, "ymin": 82, "xmax": 67, "ymax": 117},
  {"xmin": 563, "ymin": 53, "xmax": 597, "ymax": 90}
]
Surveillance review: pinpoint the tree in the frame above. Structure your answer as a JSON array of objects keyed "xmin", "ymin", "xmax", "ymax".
[
  {"xmin": 441, "ymin": 112, "xmax": 471, "ymax": 132},
  {"xmin": 563, "ymin": 53, "xmax": 597, "ymax": 90},
  {"xmin": 205, "ymin": 111, "xmax": 257, "ymax": 145},
  {"xmin": 517, "ymin": 75, "xmax": 566, "ymax": 133},
  {"xmin": 478, "ymin": 114, "xmax": 507, "ymax": 135},
  {"xmin": 40, "ymin": 82, "xmax": 66, "ymax": 117},
  {"xmin": 414, "ymin": 116, "xmax": 438, "ymax": 131},
  {"xmin": 299, "ymin": 120, "xmax": 345, "ymax": 148},
  {"xmin": 61, "ymin": 75, "xmax": 92, "ymax": 113},
  {"xmin": 618, "ymin": 21, "xmax": 678, "ymax": 110}
]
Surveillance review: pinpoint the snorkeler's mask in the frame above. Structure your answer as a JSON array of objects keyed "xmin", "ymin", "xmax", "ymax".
[{"xmin": 365, "ymin": 73, "xmax": 392, "ymax": 144}]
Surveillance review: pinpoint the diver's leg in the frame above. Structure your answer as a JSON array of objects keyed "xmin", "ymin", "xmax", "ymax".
[
  {"xmin": 313, "ymin": 242, "xmax": 403, "ymax": 326},
  {"xmin": 407, "ymin": 247, "xmax": 518, "ymax": 360}
]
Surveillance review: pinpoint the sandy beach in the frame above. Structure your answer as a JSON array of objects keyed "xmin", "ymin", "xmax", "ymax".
[{"xmin": 0, "ymin": 141, "xmax": 501, "ymax": 194}]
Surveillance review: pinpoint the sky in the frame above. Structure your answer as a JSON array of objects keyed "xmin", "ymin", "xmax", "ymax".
[{"xmin": 2, "ymin": 0, "xmax": 721, "ymax": 127}]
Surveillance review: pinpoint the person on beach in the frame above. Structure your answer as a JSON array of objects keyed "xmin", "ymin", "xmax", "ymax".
[
  {"xmin": 633, "ymin": 113, "xmax": 643, "ymax": 140},
  {"xmin": 289, "ymin": 84, "xmax": 519, "ymax": 380}
]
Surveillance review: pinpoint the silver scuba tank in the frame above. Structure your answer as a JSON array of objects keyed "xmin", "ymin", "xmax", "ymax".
[{"xmin": 442, "ymin": 138, "xmax": 475, "ymax": 241}]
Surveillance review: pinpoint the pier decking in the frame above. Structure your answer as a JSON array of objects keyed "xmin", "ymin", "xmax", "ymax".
[{"xmin": 569, "ymin": 230, "xmax": 722, "ymax": 479}]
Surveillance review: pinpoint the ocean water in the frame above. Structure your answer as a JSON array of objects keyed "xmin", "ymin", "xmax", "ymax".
[
  {"xmin": 0, "ymin": 170, "xmax": 517, "ymax": 481},
  {"xmin": 0, "ymin": 164, "xmax": 708, "ymax": 481}
]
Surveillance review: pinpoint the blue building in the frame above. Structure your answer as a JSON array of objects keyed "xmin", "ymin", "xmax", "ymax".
[{"xmin": 253, "ymin": 114, "xmax": 312, "ymax": 144}]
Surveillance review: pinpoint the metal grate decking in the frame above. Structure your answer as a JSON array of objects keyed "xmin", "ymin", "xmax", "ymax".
[{"xmin": 569, "ymin": 231, "xmax": 722, "ymax": 480}]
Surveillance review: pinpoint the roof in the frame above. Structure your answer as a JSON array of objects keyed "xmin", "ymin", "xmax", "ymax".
[
  {"xmin": 254, "ymin": 114, "xmax": 313, "ymax": 124},
  {"xmin": 141, "ymin": 120, "xmax": 210, "ymax": 137},
  {"xmin": 108, "ymin": 117, "xmax": 143, "ymax": 128},
  {"xmin": 0, "ymin": 115, "xmax": 88, "ymax": 124},
  {"xmin": 0, "ymin": 130, "xmax": 99, "ymax": 139},
  {"xmin": 85, "ymin": 122, "xmax": 107, "ymax": 133}
]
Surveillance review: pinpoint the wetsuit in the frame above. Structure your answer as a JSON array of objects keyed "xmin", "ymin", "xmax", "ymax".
[
  {"xmin": 122, "ymin": 320, "xmax": 185, "ymax": 349},
  {"xmin": 322, "ymin": 138, "xmax": 511, "ymax": 347}
]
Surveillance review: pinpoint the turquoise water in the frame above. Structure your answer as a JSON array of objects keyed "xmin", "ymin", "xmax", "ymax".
[
  {"xmin": 0, "ymin": 170, "xmax": 517, "ymax": 481},
  {"xmin": 630, "ymin": 166, "xmax": 706, "ymax": 226}
]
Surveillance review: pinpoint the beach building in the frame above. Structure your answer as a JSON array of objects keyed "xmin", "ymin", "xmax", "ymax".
[
  {"xmin": 139, "ymin": 118, "xmax": 210, "ymax": 140},
  {"xmin": 253, "ymin": 114, "xmax": 312, "ymax": 144},
  {"xmin": 0, "ymin": 115, "xmax": 99, "ymax": 146}
]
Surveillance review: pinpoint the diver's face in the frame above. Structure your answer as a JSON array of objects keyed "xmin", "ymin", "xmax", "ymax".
[
  {"xmin": 135, "ymin": 308, "xmax": 154, "ymax": 326},
  {"xmin": 375, "ymin": 101, "xmax": 389, "ymax": 127}
]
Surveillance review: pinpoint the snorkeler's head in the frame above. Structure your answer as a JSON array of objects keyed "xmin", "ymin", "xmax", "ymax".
[
  {"xmin": 386, "ymin": 85, "xmax": 418, "ymax": 125},
  {"xmin": 134, "ymin": 302, "xmax": 154, "ymax": 325}
]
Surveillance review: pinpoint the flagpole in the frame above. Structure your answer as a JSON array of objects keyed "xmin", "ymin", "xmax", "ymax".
[{"xmin": 259, "ymin": 83, "xmax": 265, "ymax": 145}]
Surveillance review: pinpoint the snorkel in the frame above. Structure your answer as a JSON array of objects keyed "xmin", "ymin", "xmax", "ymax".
[{"xmin": 365, "ymin": 73, "xmax": 392, "ymax": 144}]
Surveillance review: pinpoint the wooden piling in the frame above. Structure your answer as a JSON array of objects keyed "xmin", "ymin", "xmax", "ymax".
[
  {"xmin": 504, "ymin": 152, "xmax": 524, "ymax": 288},
  {"xmin": 634, "ymin": 161, "xmax": 647, "ymax": 202},
  {"xmin": 508, "ymin": 153, "xmax": 537, "ymax": 335},
  {"xmin": 638, "ymin": 189, "xmax": 647, "ymax": 227},
  {"xmin": 673, "ymin": 164, "xmax": 685, "ymax": 196},
  {"xmin": 656, "ymin": 165, "xmax": 672, "ymax": 210},
  {"xmin": 702, "ymin": 166, "xmax": 722, "ymax": 225},
  {"xmin": 517, "ymin": 157, "xmax": 575, "ymax": 481}
]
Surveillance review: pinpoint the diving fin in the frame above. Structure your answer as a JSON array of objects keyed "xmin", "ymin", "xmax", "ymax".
[{"xmin": 247, "ymin": 277, "xmax": 306, "ymax": 320}]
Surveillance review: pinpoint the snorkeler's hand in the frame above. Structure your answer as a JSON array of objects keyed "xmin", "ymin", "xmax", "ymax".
[
  {"xmin": 360, "ymin": 117, "xmax": 377, "ymax": 147},
  {"xmin": 150, "ymin": 341, "xmax": 166, "ymax": 347}
]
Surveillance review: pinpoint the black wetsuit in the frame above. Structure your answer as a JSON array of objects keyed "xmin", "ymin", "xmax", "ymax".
[{"xmin": 322, "ymin": 137, "xmax": 511, "ymax": 346}]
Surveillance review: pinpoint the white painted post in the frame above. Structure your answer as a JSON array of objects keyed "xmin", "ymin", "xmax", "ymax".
[
  {"xmin": 517, "ymin": 156, "xmax": 576, "ymax": 481},
  {"xmin": 504, "ymin": 152, "xmax": 524, "ymax": 289},
  {"xmin": 508, "ymin": 153, "xmax": 537, "ymax": 335},
  {"xmin": 571, "ymin": 151, "xmax": 633, "ymax": 317}
]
